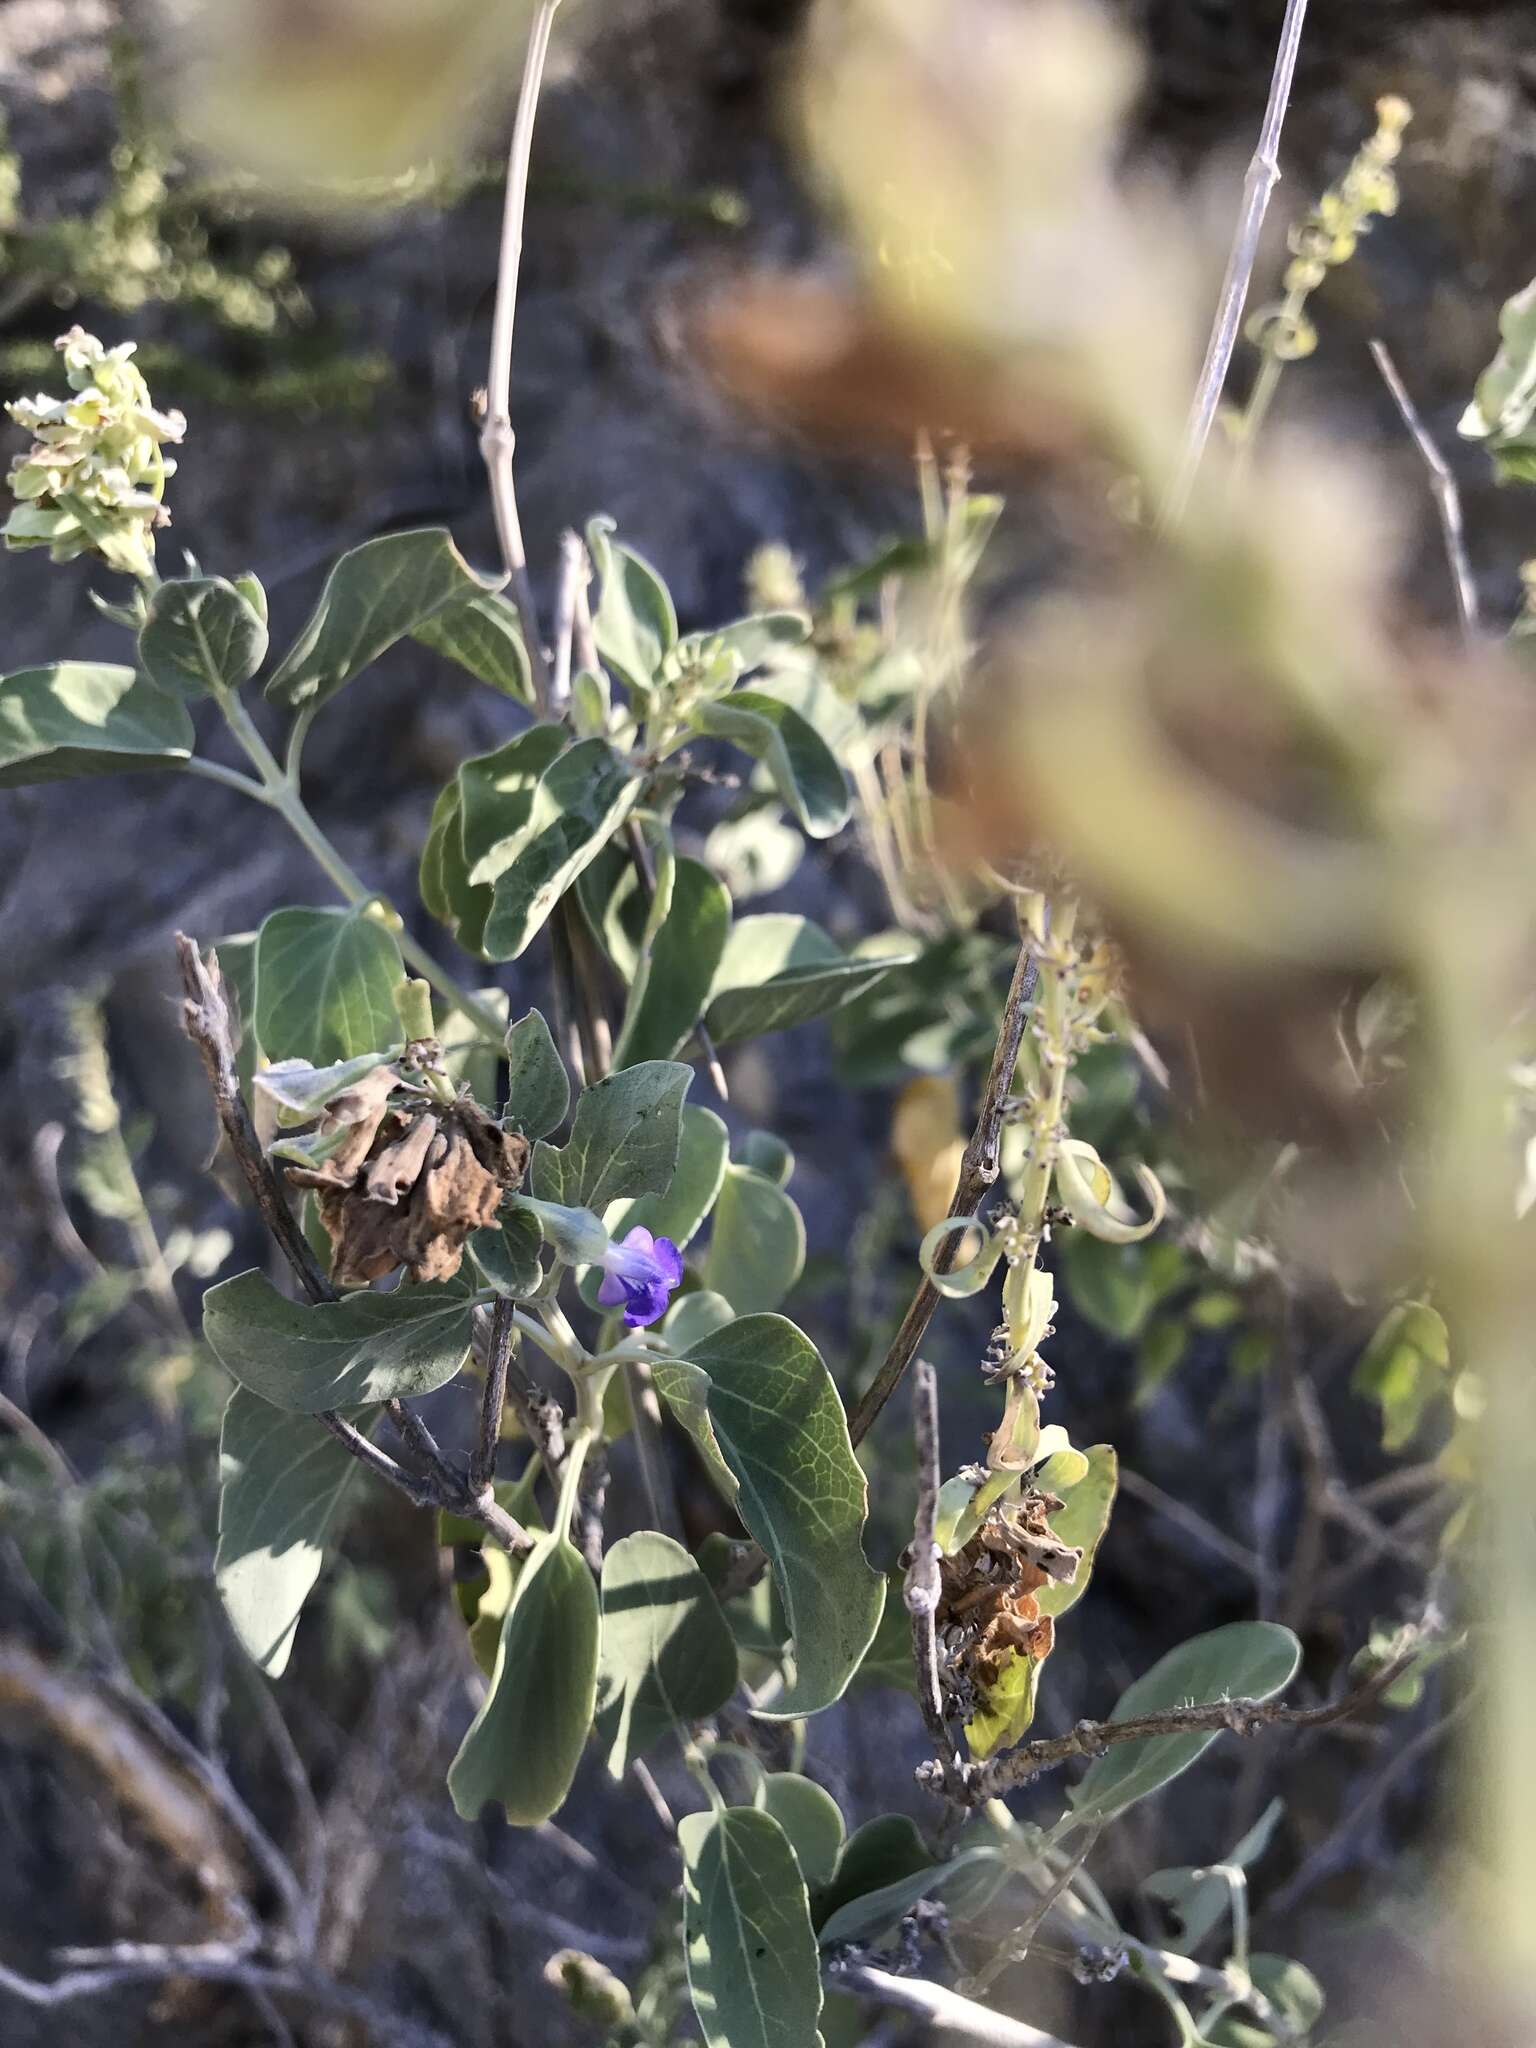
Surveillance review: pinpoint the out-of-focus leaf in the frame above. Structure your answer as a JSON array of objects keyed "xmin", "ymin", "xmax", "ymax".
[
  {"xmin": 1035, "ymin": 1445, "xmax": 1117, "ymax": 1620},
  {"xmin": 1353, "ymin": 1300, "xmax": 1450, "ymax": 1452},
  {"xmin": 703, "ymin": 1161, "xmax": 805, "ymax": 1315},
  {"xmin": 691, "ymin": 690, "xmax": 849, "ymax": 838},
  {"xmin": 810, "ymin": 1814, "xmax": 931, "ymax": 1932}
]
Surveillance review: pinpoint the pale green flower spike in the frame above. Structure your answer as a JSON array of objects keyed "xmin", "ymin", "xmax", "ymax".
[{"xmin": 3, "ymin": 325, "xmax": 186, "ymax": 580}]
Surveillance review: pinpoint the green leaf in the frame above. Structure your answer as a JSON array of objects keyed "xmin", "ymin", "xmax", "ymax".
[
  {"xmin": 1069, "ymin": 1622, "xmax": 1302, "ymax": 1822},
  {"xmin": 664, "ymin": 1290, "xmax": 736, "ymax": 1352},
  {"xmin": 214, "ymin": 1389, "xmax": 365, "ymax": 1676},
  {"xmin": 0, "ymin": 662, "xmax": 194, "ymax": 786},
  {"xmin": 757, "ymin": 1773, "xmax": 845, "ymax": 1889},
  {"xmin": 610, "ymin": 1105, "xmax": 730, "ymax": 1249},
  {"xmin": 738, "ymin": 1129, "xmax": 794, "ymax": 1187},
  {"xmin": 1144, "ymin": 1798, "xmax": 1284, "ymax": 1952},
  {"xmin": 436, "ymin": 984, "xmax": 509, "ymax": 1111},
  {"xmin": 254, "ymin": 906, "xmax": 405, "ymax": 1065},
  {"xmin": 469, "ymin": 1207, "xmax": 545, "ymax": 1297},
  {"xmin": 456, "ymin": 724, "xmax": 568, "ymax": 884},
  {"xmin": 811, "ymin": 1814, "xmax": 932, "ymax": 1933},
  {"xmin": 704, "ymin": 1162, "xmax": 806, "ymax": 1315},
  {"xmin": 587, "ymin": 515, "xmax": 676, "ymax": 699},
  {"xmin": 1035, "ymin": 1445, "xmax": 1117, "ymax": 1620},
  {"xmin": 965, "ymin": 1649, "xmax": 1043, "ymax": 1760},
  {"xmin": 482, "ymin": 738, "xmax": 641, "ymax": 961},
  {"xmin": 675, "ymin": 612, "xmax": 809, "ymax": 678},
  {"xmin": 652, "ymin": 1356, "xmax": 740, "ymax": 1506},
  {"xmin": 254, "ymin": 1049, "xmax": 400, "ymax": 1123},
  {"xmin": 706, "ymin": 916, "xmax": 914, "ymax": 1048},
  {"xmin": 448, "ymin": 1535, "xmax": 599, "ymax": 1824},
  {"xmin": 267, "ymin": 527, "xmax": 501, "ymax": 710},
  {"xmin": 1460, "ymin": 277, "xmax": 1536, "ymax": 462},
  {"xmin": 673, "ymin": 1315, "xmax": 885, "ymax": 1716},
  {"xmin": 595, "ymin": 1532, "xmax": 738, "ymax": 1777},
  {"xmin": 1062, "ymin": 1232, "xmax": 1162, "ymax": 1342},
  {"xmin": 580, "ymin": 1106, "xmax": 730, "ymax": 1310},
  {"xmin": 1353, "ymin": 1300, "xmax": 1450, "ymax": 1452},
  {"xmin": 849, "ymin": 1571, "xmax": 919, "ymax": 1697},
  {"xmin": 815, "ymin": 1848, "xmax": 999, "ymax": 1948},
  {"xmin": 1209, "ymin": 1956, "xmax": 1325, "ymax": 2046},
  {"xmin": 503, "ymin": 1008, "xmax": 570, "ymax": 1138},
  {"xmin": 680, "ymin": 1806, "xmax": 824, "ymax": 2048},
  {"xmin": 139, "ymin": 575, "xmax": 268, "ymax": 698},
  {"xmin": 613, "ymin": 857, "xmax": 732, "ymax": 1068},
  {"xmin": 412, "ymin": 589, "xmax": 531, "ymax": 701},
  {"xmin": 532, "ymin": 1061, "xmax": 691, "ymax": 1212},
  {"xmin": 419, "ymin": 782, "xmax": 491, "ymax": 956},
  {"xmin": 691, "ymin": 690, "xmax": 849, "ymax": 838},
  {"xmin": 203, "ymin": 1269, "xmax": 474, "ymax": 1411}
]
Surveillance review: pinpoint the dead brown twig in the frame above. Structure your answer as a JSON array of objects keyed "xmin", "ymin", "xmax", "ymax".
[{"xmin": 848, "ymin": 934, "xmax": 1037, "ymax": 1448}]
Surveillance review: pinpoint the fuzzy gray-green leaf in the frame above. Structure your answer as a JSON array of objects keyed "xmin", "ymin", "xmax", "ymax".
[
  {"xmin": 139, "ymin": 575, "xmax": 268, "ymax": 698},
  {"xmin": 1070, "ymin": 1621, "xmax": 1303, "ymax": 1822},
  {"xmin": 254, "ymin": 906, "xmax": 404, "ymax": 1065},
  {"xmin": 690, "ymin": 691, "xmax": 848, "ymax": 839},
  {"xmin": 267, "ymin": 527, "xmax": 501, "ymax": 709},
  {"xmin": 681, "ymin": 1806, "xmax": 824, "ymax": 2048},
  {"xmin": 481, "ymin": 738, "xmax": 640, "ymax": 960},
  {"xmin": 0, "ymin": 662, "xmax": 194, "ymax": 786},
  {"xmin": 503, "ymin": 1008, "xmax": 571, "ymax": 1138},
  {"xmin": 704, "ymin": 1162, "xmax": 806, "ymax": 1315},
  {"xmin": 203, "ymin": 1269, "xmax": 474, "ymax": 1412},
  {"xmin": 675, "ymin": 1315, "xmax": 885, "ymax": 1717},
  {"xmin": 215, "ymin": 1389, "xmax": 365, "ymax": 1676},
  {"xmin": 705, "ymin": 916, "xmax": 915, "ymax": 1048},
  {"xmin": 595, "ymin": 1532, "xmax": 738, "ymax": 1777},
  {"xmin": 448, "ymin": 1535, "xmax": 599, "ymax": 1824},
  {"xmin": 412, "ymin": 589, "xmax": 531, "ymax": 701},
  {"xmin": 532, "ymin": 1061, "xmax": 691, "ymax": 1213},
  {"xmin": 613, "ymin": 857, "xmax": 732, "ymax": 1067}
]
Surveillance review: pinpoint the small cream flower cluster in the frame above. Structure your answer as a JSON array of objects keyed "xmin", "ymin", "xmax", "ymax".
[{"xmin": 4, "ymin": 327, "xmax": 185, "ymax": 580}]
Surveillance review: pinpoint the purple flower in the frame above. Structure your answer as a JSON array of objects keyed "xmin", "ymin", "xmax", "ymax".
[{"xmin": 596, "ymin": 1225, "xmax": 684, "ymax": 1328}]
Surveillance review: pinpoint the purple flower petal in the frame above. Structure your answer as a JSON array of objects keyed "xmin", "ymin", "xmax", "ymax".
[
  {"xmin": 596, "ymin": 1270, "xmax": 627, "ymax": 1308},
  {"xmin": 622, "ymin": 1225, "xmax": 656, "ymax": 1256},
  {"xmin": 653, "ymin": 1236, "xmax": 684, "ymax": 1285}
]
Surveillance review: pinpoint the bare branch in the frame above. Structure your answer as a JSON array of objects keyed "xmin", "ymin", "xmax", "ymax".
[
  {"xmin": 473, "ymin": 1295, "xmax": 517, "ymax": 1491},
  {"xmin": 1369, "ymin": 337, "xmax": 1479, "ymax": 643},
  {"xmin": 936, "ymin": 1631, "xmax": 1442, "ymax": 1804},
  {"xmin": 480, "ymin": 0, "xmax": 562, "ymax": 709},
  {"xmin": 1160, "ymin": 0, "xmax": 1311, "ymax": 527},
  {"xmin": 906, "ymin": 1359, "xmax": 965, "ymax": 1794},
  {"xmin": 848, "ymin": 935, "xmax": 1037, "ymax": 1447},
  {"xmin": 831, "ymin": 1961, "xmax": 1080, "ymax": 2048}
]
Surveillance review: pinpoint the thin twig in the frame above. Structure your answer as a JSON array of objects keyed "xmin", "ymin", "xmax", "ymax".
[
  {"xmin": 480, "ymin": 0, "xmax": 562, "ymax": 709},
  {"xmin": 1159, "ymin": 0, "xmax": 1311, "ymax": 528},
  {"xmin": 942, "ymin": 1632, "xmax": 1440, "ymax": 1804},
  {"xmin": 848, "ymin": 935, "xmax": 1037, "ymax": 1448},
  {"xmin": 830, "ymin": 1961, "xmax": 1079, "ymax": 2048},
  {"xmin": 551, "ymin": 527, "xmax": 583, "ymax": 713},
  {"xmin": 1368, "ymin": 337, "xmax": 1479, "ymax": 643},
  {"xmin": 1116, "ymin": 1466, "xmax": 1263, "ymax": 1581},
  {"xmin": 906, "ymin": 1359, "xmax": 964, "ymax": 1793},
  {"xmin": 474, "ymin": 1297, "xmax": 516, "ymax": 1492}
]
